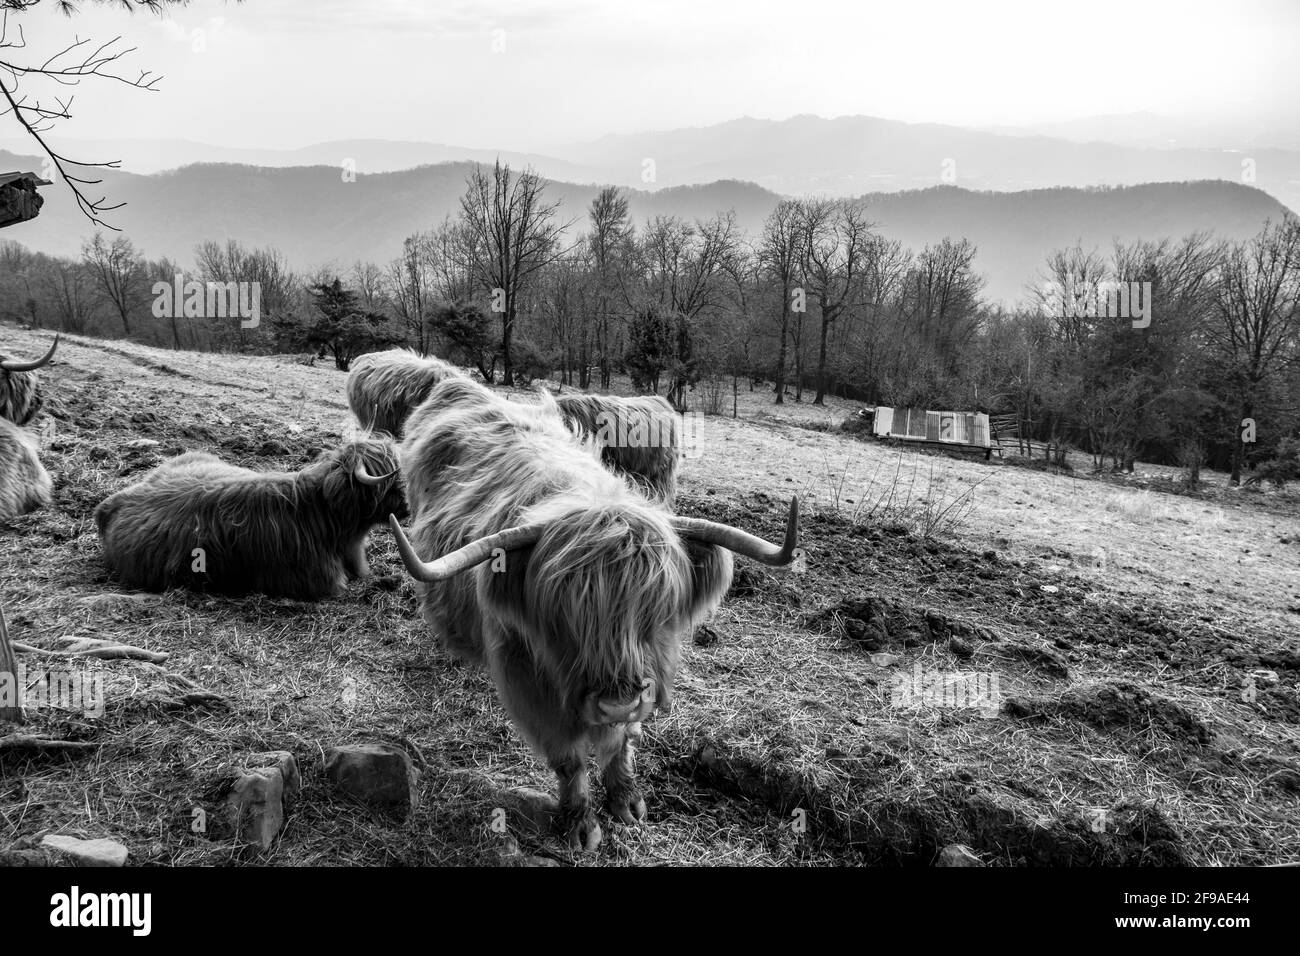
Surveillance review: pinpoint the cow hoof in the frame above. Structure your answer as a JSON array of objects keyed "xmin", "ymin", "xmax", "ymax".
[
  {"xmin": 608, "ymin": 792, "xmax": 647, "ymax": 826},
  {"xmin": 567, "ymin": 815, "xmax": 603, "ymax": 852}
]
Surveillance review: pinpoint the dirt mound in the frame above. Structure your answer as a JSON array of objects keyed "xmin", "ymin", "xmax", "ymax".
[
  {"xmin": 801, "ymin": 591, "xmax": 993, "ymax": 654},
  {"xmin": 1006, "ymin": 680, "xmax": 1212, "ymax": 746},
  {"xmin": 673, "ymin": 735, "xmax": 1187, "ymax": 866}
]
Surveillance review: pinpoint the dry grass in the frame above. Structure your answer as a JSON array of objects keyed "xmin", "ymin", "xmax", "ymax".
[{"xmin": 2, "ymin": 326, "xmax": 1298, "ymax": 867}]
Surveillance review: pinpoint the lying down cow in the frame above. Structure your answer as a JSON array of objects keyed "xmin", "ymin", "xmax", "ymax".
[
  {"xmin": 95, "ymin": 438, "xmax": 405, "ymax": 600},
  {"xmin": 389, "ymin": 365, "xmax": 801, "ymax": 850}
]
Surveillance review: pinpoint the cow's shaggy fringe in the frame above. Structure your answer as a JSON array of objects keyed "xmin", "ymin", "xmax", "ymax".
[
  {"xmin": 0, "ymin": 417, "xmax": 53, "ymax": 522},
  {"xmin": 94, "ymin": 437, "xmax": 406, "ymax": 600},
  {"xmin": 554, "ymin": 392, "xmax": 681, "ymax": 504}
]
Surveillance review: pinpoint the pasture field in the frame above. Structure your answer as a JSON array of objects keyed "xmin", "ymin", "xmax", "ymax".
[{"xmin": 2, "ymin": 325, "xmax": 1299, "ymax": 866}]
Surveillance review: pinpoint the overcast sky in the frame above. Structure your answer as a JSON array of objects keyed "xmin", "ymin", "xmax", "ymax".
[{"xmin": 4, "ymin": 0, "xmax": 1297, "ymax": 151}]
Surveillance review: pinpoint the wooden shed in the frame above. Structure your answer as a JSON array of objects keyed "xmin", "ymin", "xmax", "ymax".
[{"xmin": 872, "ymin": 406, "xmax": 991, "ymax": 449}]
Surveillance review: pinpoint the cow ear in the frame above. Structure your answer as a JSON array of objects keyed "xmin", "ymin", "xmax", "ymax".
[{"xmin": 681, "ymin": 541, "xmax": 732, "ymax": 624}]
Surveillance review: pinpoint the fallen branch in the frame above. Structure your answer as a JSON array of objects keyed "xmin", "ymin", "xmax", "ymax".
[
  {"xmin": 0, "ymin": 734, "xmax": 98, "ymax": 753},
  {"xmin": 12, "ymin": 638, "xmax": 170, "ymax": 663}
]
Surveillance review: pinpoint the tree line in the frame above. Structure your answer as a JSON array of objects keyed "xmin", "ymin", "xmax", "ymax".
[{"xmin": 2, "ymin": 160, "xmax": 1298, "ymax": 482}]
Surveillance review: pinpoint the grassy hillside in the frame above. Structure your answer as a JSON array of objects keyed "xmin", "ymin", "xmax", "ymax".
[{"xmin": 1, "ymin": 324, "xmax": 1298, "ymax": 865}]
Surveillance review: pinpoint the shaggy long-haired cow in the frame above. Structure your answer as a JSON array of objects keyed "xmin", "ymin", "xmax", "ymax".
[
  {"xmin": 553, "ymin": 392, "xmax": 681, "ymax": 504},
  {"xmin": 348, "ymin": 348, "xmax": 683, "ymax": 501},
  {"xmin": 346, "ymin": 348, "xmax": 449, "ymax": 439},
  {"xmin": 389, "ymin": 366, "xmax": 801, "ymax": 851},
  {"xmin": 95, "ymin": 438, "xmax": 406, "ymax": 600},
  {"xmin": 0, "ymin": 416, "xmax": 53, "ymax": 523},
  {"xmin": 1, "ymin": 335, "xmax": 59, "ymax": 426}
]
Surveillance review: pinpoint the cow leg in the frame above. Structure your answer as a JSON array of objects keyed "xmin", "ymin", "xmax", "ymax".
[
  {"xmin": 343, "ymin": 537, "xmax": 368, "ymax": 579},
  {"xmin": 551, "ymin": 751, "xmax": 602, "ymax": 852},
  {"xmin": 487, "ymin": 636, "xmax": 602, "ymax": 851},
  {"xmin": 597, "ymin": 726, "xmax": 646, "ymax": 825}
]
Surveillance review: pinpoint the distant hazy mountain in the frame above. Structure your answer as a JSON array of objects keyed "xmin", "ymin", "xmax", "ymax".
[
  {"xmin": 980, "ymin": 112, "xmax": 1300, "ymax": 152},
  {"xmin": 0, "ymin": 136, "xmax": 597, "ymax": 181},
  {"xmin": 7, "ymin": 113, "xmax": 1298, "ymax": 216},
  {"xmin": 1, "ymin": 148, "xmax": 1289, "ymax": 305},
  {"xmin": 553, "ymin": 115, "xmax": 1300, "ymax": 212}
]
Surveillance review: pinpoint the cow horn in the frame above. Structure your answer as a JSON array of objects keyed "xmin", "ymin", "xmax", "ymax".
[
  {"xmin": 671, "ymin": 496, "xmax": 802, "ymax": 566},
  {"xmin": 354, "ymin": 462, "xmax": 396, "ymax": 486},
  {"xmin": 387, "ymin": 514, "xmax": 546, "ymax": 582},
  {"xmin": 1, "ymin": 334, "xmax": 59, "ymax": 373}
]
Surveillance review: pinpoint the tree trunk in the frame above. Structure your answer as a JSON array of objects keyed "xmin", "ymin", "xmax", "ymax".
[
  {"xmin": 774, "ymin": 305, "xmax": 789, "ymax": 405},
  {"xmin": 1230, "ymin": 398, "xmax": 1254, "ymax": 486},
  {"xmin": 499, "ymin": 301, "xmax": 515, "ymax": 386},
  {"xmin": 813, "ymin": 303, "xmax": 834, "ymax": 406}
]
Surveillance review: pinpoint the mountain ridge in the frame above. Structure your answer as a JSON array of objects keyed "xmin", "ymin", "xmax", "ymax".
[{"xmin": 1, "ymin": 148, "xmax": 1288, "ymax": 306}]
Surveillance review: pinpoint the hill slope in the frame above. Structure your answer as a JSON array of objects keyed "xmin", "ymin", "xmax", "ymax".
[{"xmin": 1, "ymin": 325, "xmax": 1297, "ymax": 866}]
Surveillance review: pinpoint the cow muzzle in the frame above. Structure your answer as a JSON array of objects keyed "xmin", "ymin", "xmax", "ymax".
[{"xmin": 582, "ymin": 678, "xmax": 658, "ymax": 727}]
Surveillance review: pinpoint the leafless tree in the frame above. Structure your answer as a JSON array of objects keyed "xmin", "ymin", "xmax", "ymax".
[
  {"xmin": 797, "ymin": 199, "xmax": 878, "ymax": 405},
  {"xmin": 588, "ymin": 186, "xmax": 631, "ymax": 388},
  {"xmin": 0, "ymin": 1, "xmax": 185, "ymax": 227},
  {"xmin": 81, "ymin": 231, "xmax": 141, "ymax": 334},
  {"xmin": 759, "ymin": 199, "xmax": 802, "ymax": 404},
  {"xmin": 1210, "ymin": 217, "xmax": 1300, "ymax": 484},
  {"xmin": 457, "ymin": 161, "xmax": 572, "ymax": 384}
]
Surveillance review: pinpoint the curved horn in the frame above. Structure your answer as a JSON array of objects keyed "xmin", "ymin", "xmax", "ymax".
[
  {"xmin": 387, "ymin": 514, "xmax": 546, "ymax": 582},
  {"xmin": 1, "ymin": 334, "xmax": 59, "ymax": 373},
  {"xmin": 671, "ymin": 496, "xmax": 802, "ymax": 566},
  {"xmin": 353, "ymin": 461, "xmax": 396, "ymax": 486}
]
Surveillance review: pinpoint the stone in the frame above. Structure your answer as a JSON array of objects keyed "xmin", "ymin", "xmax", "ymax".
[
  {"xmin": 226, "ymin": 768, "xmax": 285, "ymax": 850},
  {"xmin": 324, "ymin": 743, "xmax": 419, "ymax": 817},
  {"xmin": 502, "ymin": 787, "xmax": 559, "ymax": 833},
  {"xmin": 40, "ymin": 835, "xmax": 129, "ymax": 867},
  {"xmin": 247, "ymin": 751, "xmax": 301, "ymax": 798},
  {"xmin": 935, "ymin": 843, "xmax": 984, "ymax": 867}
]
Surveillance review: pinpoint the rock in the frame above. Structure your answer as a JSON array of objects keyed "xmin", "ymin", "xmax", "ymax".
[
  {"xmin": 502, "ymin": 787, "xmax": 559, "ymax": 833},
  {"xmin": 226, "ymin": 768, "xmax": 285, "ymax": 850},
  {"xmin": 324, "ymin": 743, "xmax": 420, "ymax": 817},
  {"xmin": 935, "ymin": 843, "xmax": 984, "ymax": 867},
  {"xmin": 246, "ymin": 751, "xmax": 301, "ymax": 798},
  {"xmin": 40, "ymin": 835, "xmax": 129, "ymax": 867}
]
